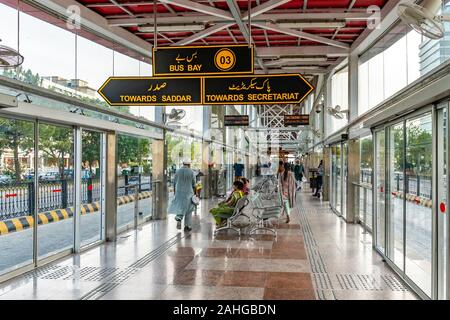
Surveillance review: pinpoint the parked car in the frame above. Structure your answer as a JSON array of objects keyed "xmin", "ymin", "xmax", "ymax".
[{"xmin": 0, "ymin": 175, "xmax": 12, "ymax": 184}]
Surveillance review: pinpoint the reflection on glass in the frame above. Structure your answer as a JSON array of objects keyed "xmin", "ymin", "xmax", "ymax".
[
  {"xmin": 0, "ymin": 117, "xmax": 34, "ymax": 274},
  {"xmin": 360, "ymin": 136, "xmax": 374, "ymax": 229},
  {"xmin": 117, "ymin": 134, "xmax": 152, "ymax": 231},
  {"xmin": 388, "ymin": 123, "xmax": 405, "ymax": 269},
  {"xmin": 37, "ymin": 123, "xmax": 74, "ymax": 258},
  {"xmin": 405, "ymin": 114, "xmax": 432, "ymax": 296},
  {"xmin": 342, "ymin": 142, "xmax": 348, "ymax": 219},
  {"xmin": 81, "ymin": 130, "xmax": 103, "ymax": 246},
  {"xmin": 336, "ymin": 144, "xmax": 342, "ymax": 215},
  {"xmin": 376, "ymin": 129, "xmax": 386, "ymax": 253}
]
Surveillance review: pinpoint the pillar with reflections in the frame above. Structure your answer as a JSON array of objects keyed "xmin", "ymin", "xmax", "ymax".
[
  {"xmin": 152, "ymin": 106, "xmax": 168, "ymax": 220},
  {"xmin": 345, "ymin": 53, "xmax": 360, "ymax": 223},
  {"xmin": 201, "ymin": 106, "xmax": 212, "ymax": 199}
]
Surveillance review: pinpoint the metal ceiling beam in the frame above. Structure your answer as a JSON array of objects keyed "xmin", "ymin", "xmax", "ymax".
[
  {"xmin": 253, "ymin": 22, "xmax": 350, "ymax": 49},
  {"xmin": 172, "ymin": 22, "xmax": 234, "ymax": 45},
  {"xmin": 257, "ymin": 46, "xmax": 349, "ymax": 57},
  {"xmin": 226, "ymin": 0, "xmax": 251, "ymax": 43},
  {"xmin": 158, "ymin": 0, "xmax": 234, "ymax": 20},
  {"xmin": 109, "ymin": 0, "xmax": 134, "ymax": 16},
  {"xmin": 225, "ymin": 0, "xmax": 266, "ymax": 71},
  {"xmin": 107, "ymin": 12, "xmax": 373, "ymax": 26},
  {"xmin": 255, "ymin": 68, "xmax": 328, "ymax": 75},
  {"xmin": 241, "ymin": 0, "xmax": 291, "ymax": 19}
]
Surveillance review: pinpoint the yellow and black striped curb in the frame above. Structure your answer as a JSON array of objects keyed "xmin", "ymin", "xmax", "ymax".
[
  {"xmin": 391, "ymin": 191, "xmax": 432, "ymax": 208},
  {"xmin": 0, "ymin": 191, "xmax": 152, "ymax": 235}
]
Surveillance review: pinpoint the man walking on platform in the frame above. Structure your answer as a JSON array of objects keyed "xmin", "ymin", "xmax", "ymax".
[
  {"xmin": 294, "ymin": 159, "xmax": 305, "ymax": 191},
  {"xmin": 168, "ymin": 159, "xmax": 196, "ymax": 231}
]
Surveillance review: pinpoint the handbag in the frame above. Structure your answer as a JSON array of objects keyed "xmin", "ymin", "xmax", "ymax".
[{"xmin": 191, "ymin": 195, "xmax": 200, "ymax": 205}]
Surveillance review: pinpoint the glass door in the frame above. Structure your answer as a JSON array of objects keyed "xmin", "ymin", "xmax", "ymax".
[
  {"xmin": 37, "ymin": 123, "xmax": 75, "ymax": 259},
  {"xmin": 0, "ymin": 117, "xmax": 35, "ymax": 274},
  {"xmin": 335, "ymin": 144, "xmax": 342, "ymax": 215},
  {"xmin": 342, "ymin": 142, "xmax": 348, "ymax": 220},
  {"xmin": 404, "ymin": 113, "xmax": 433, "ymax": 297},
  {"xmin": 375, "ymin": 129, "xmax": 386, "ymax": 253},
  {"xmin": 80, "ymin": 129, "xmax": 104, "ymax": 247},
  {"xmin": 387, "ymin": 122, "xmax": 405, "ymax": 269}
]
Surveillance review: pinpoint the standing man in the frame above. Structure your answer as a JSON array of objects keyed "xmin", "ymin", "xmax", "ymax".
[
  {"xmin": 314, "ymin": 160, "xmax": 324, "ymax": 198},
  {"xmin": 233, "ymin": 158, "xmax": 245, "ymax": 180},
  {"xmin": 168, "ymin": 159, "xmax": 196, "ymax": 231},
  {"xmin": 294, "ymin": 159, "xmax": 305, "ymax": 191}
]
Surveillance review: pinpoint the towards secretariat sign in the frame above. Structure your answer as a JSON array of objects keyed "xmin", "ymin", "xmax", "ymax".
[
  {"xmin": 98, "ymin": 74, "xmax": 314, "ymax": 106},
  {"xmin": 204, "ymin": 74, "xmax": 314, "ymax": 105}
]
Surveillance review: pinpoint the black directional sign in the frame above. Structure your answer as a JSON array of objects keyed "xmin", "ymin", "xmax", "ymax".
[
  {"xmin": 152, "ymin": 45, "xmax": 254, "ymax": 76},
  {"xmin": 97, "ymin": 77, "xmax": 202, "ymax": 106},
  {"xmin": 203, "ymin": 74, "xmax": 314, "ymax": 105},
  {"xmin": 224, "ymin": 115, "xmax": 249, "ymax": 126},
  {"xmin": 284, "ymin": 114, "xmax": 310, "ymax": 126}
]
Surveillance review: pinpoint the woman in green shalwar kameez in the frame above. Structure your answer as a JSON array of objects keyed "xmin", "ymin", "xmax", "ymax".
[{"xmin": 210, "ymin": 180, "xmax": 245, "ymax": 226}]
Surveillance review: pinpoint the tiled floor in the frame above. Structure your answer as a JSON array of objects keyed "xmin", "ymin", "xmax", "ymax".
[{"xmin": 0, "ymin": 189, "xmax": 418, "ymax": 300}]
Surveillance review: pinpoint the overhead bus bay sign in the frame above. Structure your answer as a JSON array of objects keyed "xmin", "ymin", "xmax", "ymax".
[
  {"xmin": 204, "ymin": 74, "xmax": 314, "ymax": 105},
  {"xmin": 98, "ymin": 74, "xmax": 314, "ymax": 106},
  {"xmin": 98, "ymin": 77, "xmax": 202, "ymax": 106},
  {"xmin": 153, "ymin": 45, "xmax": 254, "ymax": 76}
]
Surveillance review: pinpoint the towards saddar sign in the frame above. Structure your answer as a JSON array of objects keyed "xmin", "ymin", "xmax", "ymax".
[
  {"xmin": 204, "ymin": 74, "xmax": 314, "ymax": 105},
  {"xmin": 153, "ymin": 45, "xmax": 254, "ymax": 76},
  {"xmin": 98, "ymin": 77, "xmax": 202, "ymax": 106}
]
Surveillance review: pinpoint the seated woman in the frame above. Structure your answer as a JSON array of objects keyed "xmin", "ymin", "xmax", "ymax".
[{"xmin": 210, "ymin": 180, "xmax": 245, "ymax": 227}]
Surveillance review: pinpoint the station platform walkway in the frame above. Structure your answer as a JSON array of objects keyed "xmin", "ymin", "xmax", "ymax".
[{"xmin": 0, "ymin": 189, "xmax": 418, "ymax": 300}]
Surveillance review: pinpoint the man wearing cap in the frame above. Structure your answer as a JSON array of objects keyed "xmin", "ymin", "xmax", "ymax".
[{"xmin": 168, "ymin": 159, "xmax": 196, "ymax": 231}]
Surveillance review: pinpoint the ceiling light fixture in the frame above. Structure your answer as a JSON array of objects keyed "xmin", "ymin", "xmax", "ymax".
[
  {"xmin": 138, "ymin": 24, "xmax": 205, "ymax": 33},
  {"xmin": 277, "ymin": 21, "xmax": 347, "ymax": 29}
]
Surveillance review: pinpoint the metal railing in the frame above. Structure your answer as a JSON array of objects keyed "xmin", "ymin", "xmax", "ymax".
[
  {"xmin": 0, "ymin": 178, "xmax": 101, "ymax": 220},
  {"xmin": 359, "ymin": 169, "xmax": 432, "ymax": 199},
  {"xmin": 0, "ymin": 174, "xmax": 152, "ymax": 221},
  {"xmin": 353, "ymin": 182, "xmax": 373, "ymax": 233}
]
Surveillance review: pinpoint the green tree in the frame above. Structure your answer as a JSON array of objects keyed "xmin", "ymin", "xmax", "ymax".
[
  {"xmin": 2, "ymin": 66, "xmax": 41, "ymax": 85},
  {"xmin": 38, "ymin": 124, "xmax": 73, "ymax": 178},
  {"xmin": 0, "ymin": 118, "xmax": 34, "ymax": 180},
  {"xmin": 81, "ymin": 131, "xmax": 101, "ymax": 177}
]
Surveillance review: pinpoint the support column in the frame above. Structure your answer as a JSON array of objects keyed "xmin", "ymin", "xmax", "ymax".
[
  {"xmin": 346, "ymin": 139, "xmax": 361, "ymax": 223},
  {"xmin": 345, "ymin": 52, "xmax": 360, "ymax": 223},
  {"xmin": 105, "ymin": 131, "xmax": 117, "ymax": 241},
  {"xmin": 348, "ymin": 52, "xmax": 359, "ymax": 121},
  {"xmin": 153, "ymin": 106, "xmax": 168, "ymax": 220}
]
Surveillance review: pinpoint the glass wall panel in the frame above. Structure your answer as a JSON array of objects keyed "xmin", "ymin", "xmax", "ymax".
[
  {"xmin": 437, "ymin": 105, "xmax": 448, "ymax": 299},
  {"xmin": 335, "ymin": 144, "xmax": 342, "ymax": 215},
  {"xmin": 375, "ymin": 129, "xmax": 386, "ymax": 253},
  {"xmin": 117, "ymin": 134, "xmax": 152, "ymax": 231},
  {"xmin": 405, "ymin": 113, "xmax": 432, "ymax": 296},
  {"xmin": 360, "ymin": 136, "xmax": 374, "ymax": 229},
  {"xmin": 388, "ymin": 122, "xmax": 405, "ymax": 269},
  {"xmin": 37, "ymin": 123, "xmax": 74, "ymax": 258},
  {"xmin": 80, "ymin": 129, "xmax": 103, "ymax": 246},
  {"xmin": 0, "ymin": 117, "xmax": 34, "ymax": 274}
]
